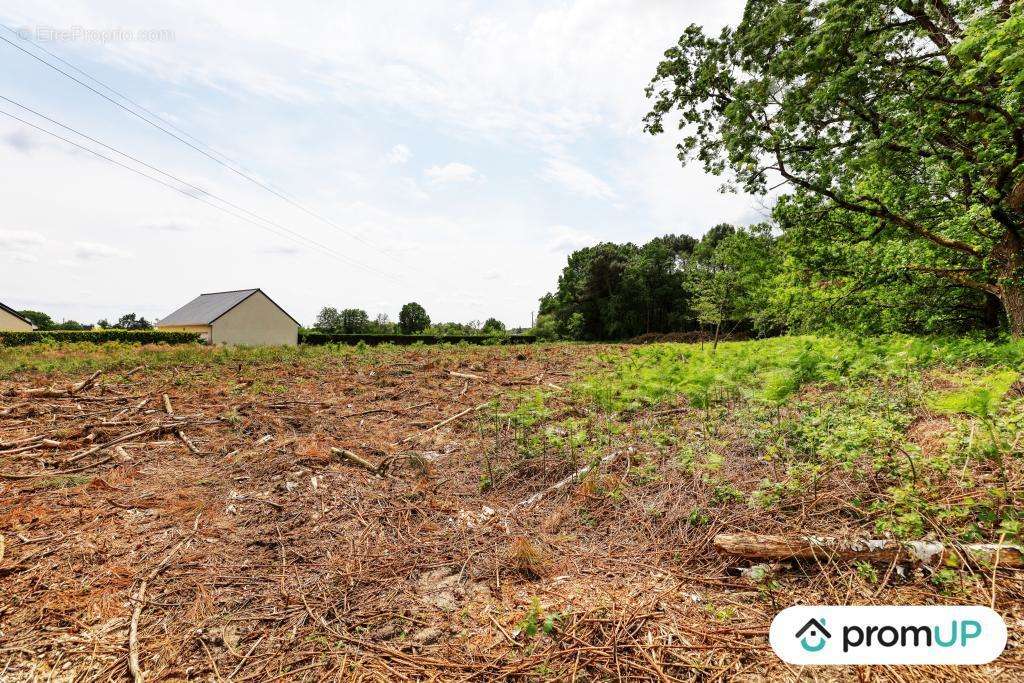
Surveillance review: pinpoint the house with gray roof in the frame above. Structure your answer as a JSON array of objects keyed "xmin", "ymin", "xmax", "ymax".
[
  {"xmin": 155, "ymin": 289, "xmax": 299, "ymax": 346},
  {"xmin": 0, "ymin": 300, "xmax": 35, "ymax": 331}
]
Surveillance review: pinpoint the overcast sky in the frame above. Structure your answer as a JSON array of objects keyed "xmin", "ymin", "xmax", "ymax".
[{"xmin": 0, "ymin": 0, "xmax": 757, "ymax": 328}]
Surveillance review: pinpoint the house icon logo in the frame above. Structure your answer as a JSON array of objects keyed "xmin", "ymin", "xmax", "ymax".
[{"xmin": 795, "ymin": 618, "xmax": 831, "ymax": 652}]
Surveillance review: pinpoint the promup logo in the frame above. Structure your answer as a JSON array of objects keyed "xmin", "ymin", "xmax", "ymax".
[
  {"xmin": 795, "ymin": 618, "xmax": 831, "ymax": 652},
  {"xmin": 771, "ymin": 606, "xmax": 1006, "ymax": 665}
]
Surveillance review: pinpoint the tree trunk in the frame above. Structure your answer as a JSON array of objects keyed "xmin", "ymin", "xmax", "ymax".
[
  {"xmin": 982, "ymin": 291, "xmax": 1003, "ymax": 331},
  {"xmin": 1002, "ymin": 284, "xmax": 1024, "ymax": 338},
  {"xmin": 994, "ymin": 231, "xmax": 1024, "ymax": 338},
  {"xmin": 714, "ymin": 533, "xmax": 1024, "ymax": 568}
]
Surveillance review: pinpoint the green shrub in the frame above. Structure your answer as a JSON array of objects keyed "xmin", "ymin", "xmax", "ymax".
[
  {"xmin": 0, "ymin": 330, "xmax": 201, "ymax": 346},
  {"xmin": 299, "ymin": 333, "xmax": 536, "ymax": 346}
]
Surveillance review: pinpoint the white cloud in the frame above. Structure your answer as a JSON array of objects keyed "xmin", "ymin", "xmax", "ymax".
[
  {"xmin": 547, "ymin": 225, "xmax": 596, "ymax": 253},
  {"xmin": 8, "ymin": 251, "xmax": 39, "ymax": 263},
  {"xmin": 0, "ymin": 229, "xmax": 49, "ymax": 248},
  {"xmin": 138, "ymin": 218, "xmax": 199, "ymax": 232},
  {"xmin": 73, "ymin": 241, "xmax": 133, "ymax": 261},
  {"xmin": 425, "ymin": 162, "xmax": 483, "ymax": 185},
  {"xmin": 258, "ymin": 244, "xmax": 303, "ymax": 256},
  {"xmin": 3, "ymin": 129, "xmax": 40, "ymax": 153},
  {"xmin": 386, "ymin": 144, "xmax": 412, "ymax": 164},
  {"xmin": 539, "ymin": 158, "xmax": 616, "ymax": 200},
  {"xmin": 398, "ymin": 177, "xmax": 430, "ymax": 200}
]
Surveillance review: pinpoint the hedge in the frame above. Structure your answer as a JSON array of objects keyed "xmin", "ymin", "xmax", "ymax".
[
  {"xmin": 0, "ymin": 330, "xmax": 202, "ymax": 346},
  {"xmin": 299, "ymin": 333, "xmax": 537, "ymax": 346}
]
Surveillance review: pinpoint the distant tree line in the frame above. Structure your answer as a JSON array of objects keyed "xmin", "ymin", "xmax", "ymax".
[
  {"xmin": 536, "ymin": 225, "xmax": 779, "ymax": 342},
  {"xmin": 18, "ymin": 310, "xmax": 154, "ymax": 331},
  {"xmin": 312, "ymin": 302, "xmax": 508, "ymax": 336},
  {"xmin": 536, "ymin": 216, "xmax": 1007, "ymax": 342}
]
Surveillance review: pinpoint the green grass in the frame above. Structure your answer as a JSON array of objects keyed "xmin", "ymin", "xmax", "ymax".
[
  {"xmin": 561, "ymin": 334, "xmax": 1024, "ymax": 544},
  {"xmin": 0, "ymin": 339, "xmax": 551, "ymax": 378},
  {"xmin": 24, "ymin": 474, "xmax": 94, "ymax": 490},
  {"xmin": 579, "ymin": 335, "xmax": 1024, "ymax": 412},
  {"xmin": 927, "ymin": 368, "xmax": 1020, "ymax": 416}
]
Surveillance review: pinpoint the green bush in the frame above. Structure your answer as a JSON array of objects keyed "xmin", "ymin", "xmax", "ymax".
[
  {"xmin": 0, "ymin": 330, "xmax": 201, "ymax": 346},
  {"xmin": 299, "ymin": 332, "xmax": 536, "ymax": 346}
]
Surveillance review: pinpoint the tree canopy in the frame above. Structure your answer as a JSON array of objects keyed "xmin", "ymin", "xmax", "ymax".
[
  {"xmin": 538, "ymin": 230, "xmax": 777, "ymax": 340},
  {"xmin": 18, "ymin": 310, "xmax": 53, "ymax": 330},
  {"xmin": 644, "ymin": 0, "xmax": 1024, "ymax": 336},
  {"xmin": 339, "ymin": 309, "xmax": 370, "ymax": 334},
  {"xmin": 482, "ymin": 318, "xmax": 506, "ymax": 334},
  {"xmin": 399, "ymin": 302, "xmax": 431, "ymax": 334},
  {"xmin": 114, "ymin": 313, "xmax": 152, "ymax": 330}
]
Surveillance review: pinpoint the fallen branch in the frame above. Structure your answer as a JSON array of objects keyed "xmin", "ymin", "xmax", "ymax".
[
  {"xmin": 122, "ymin": 365, "xmax": 145, "ymax": 380},
  {"xmin": 128, "ymin": 579, "xmax": 147, "ymax": 683},
  {"xmin": 163, "ymin": 394, "xmax": 201, "ymax": 455},
  {"xmin": 0, "ymin": 438, "xmax": 60, "ymax": 455},
  {"xmin": 330, "ymin": 447, "xmax": 385, "ymax": 474},
  {"xmin": 6, "ymin": 370, "xmax": 103, "ymax": 398},
  {"xmin": 449, "ymin": 371, "xmax": 483, "ymax": 381},
  {"xmin": 129, "ymin": 527, "xmax": 196, "ymax": 683},
  {"xmin": 0, "ymin": 434, "xmax": 44, "ymax": 450},
  {"xmin": 397, "ymin": 401, "xmax": 489, "ymax": 444},
  {"xmin": 0, "ymin": 402, "xmax": 28, "ymax": 416},
  {"xmin": 227, "ymin": 635, "xmax": 265, "ymax": 680},
  {"xmin": 514, "ymin": 450, "xmax": 621, "ymax": 510},
  {"xmin": 65, "ymin": 424, "xmax": 165, "ymax": 464},
  {"xmin": 714, "ymin": 533, "xmax": 1024, "ymax": 569},
  {"xmin": 1, "ymin": 455, "xmax": 114, "ymax": 480}
]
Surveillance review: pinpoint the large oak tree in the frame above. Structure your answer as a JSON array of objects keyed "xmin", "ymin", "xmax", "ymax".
[{"xmin": 645, "ymin": 0, "xmax": 1024, "ymax": 335}]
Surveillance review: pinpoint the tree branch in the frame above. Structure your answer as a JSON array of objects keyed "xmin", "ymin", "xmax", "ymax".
[
  {"xmin": 773, "ymin": 147, "xmax": 982, "ymax": 258},
  {"xmin": 904, "ymin": 265, "xmax": 998, "ymax": 294}
]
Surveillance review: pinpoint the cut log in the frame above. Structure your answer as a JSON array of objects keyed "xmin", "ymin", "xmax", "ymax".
[{"xmin": 714, "ymin": 533, "xmax": 1024, "ymax": 569}]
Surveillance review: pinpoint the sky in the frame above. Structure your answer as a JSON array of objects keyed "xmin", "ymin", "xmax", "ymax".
[{"xmin": 0, "ymin": 0, "xmax": 759, "ymax": 328}]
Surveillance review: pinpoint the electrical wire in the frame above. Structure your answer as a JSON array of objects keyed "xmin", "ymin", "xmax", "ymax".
[
  {"xmin": 0, "ymin": 106, "xmax": 401, "ymax": 282},
  {"xmin": 0, "ymin": 93, "xmax": 399, "ymax": 281},
  {"xmin": 0, "ymin": 29, "xmax": 406, "ymax": 264}
]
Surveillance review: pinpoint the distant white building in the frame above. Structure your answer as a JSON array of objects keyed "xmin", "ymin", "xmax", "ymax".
[
  {"xmin": 0, "ymin": 301, "xmax": 35, "ymax": 331},
  {"xmin": 156, "ymin": 289, "xmax": 299, "ymax": 346}
]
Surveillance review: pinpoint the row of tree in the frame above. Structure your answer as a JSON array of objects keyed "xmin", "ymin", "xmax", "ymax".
[
  {"xmin": 313, "ymin": 302, "xmax": 507, "ymax": 335},
  {"xmin": 536, "ymin": 224, "xmax": 777, "ymax": 341},
  {"xmin": 536, "ymin": 214, "xmax": 1006, "ymax": 342},
  {"xmin": 19, "ymin": 310, "xmax": 154, "ymax": 331}
]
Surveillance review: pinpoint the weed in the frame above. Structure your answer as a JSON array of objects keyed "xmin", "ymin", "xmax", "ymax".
[
  {"xmin": 854, "ymin": 561, "xmax": 879, "ymax": 584},
  {"xmin": 26, "ymin": 475, "xmax": 93, "ymax": 490},
  {"xmin": 508, "ymin": 537, "xmax": 548, "ymax": 579},
  {"xmin": 514, "ymin": 597, "xmax": 562, "ymax": 640}
]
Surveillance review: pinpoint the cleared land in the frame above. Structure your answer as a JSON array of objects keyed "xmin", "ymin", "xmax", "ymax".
[{"xmin": 0, "ymin": 338, "xmax": 1022, "ymax": 681}]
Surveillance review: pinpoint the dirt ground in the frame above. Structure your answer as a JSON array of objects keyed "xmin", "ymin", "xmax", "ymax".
[{"xmin": 0, "ymin": 343, "xmax": 1020, "ymax": 681}]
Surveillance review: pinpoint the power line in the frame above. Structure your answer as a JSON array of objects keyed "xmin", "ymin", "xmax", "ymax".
[
  {"xmin": 2, "ymin": 24, "xmax": 260, "ymax": 176},
  {"xmin": 0, "ymin": 29, "xmax": 405, "ymax": 264},
  {"xmin": 0, "ymin": 93, "xmax": 397, "ymax": 281},
  {"xmin": 0, "ymin": 106, "xmax": 401, "ymax": 282}
]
